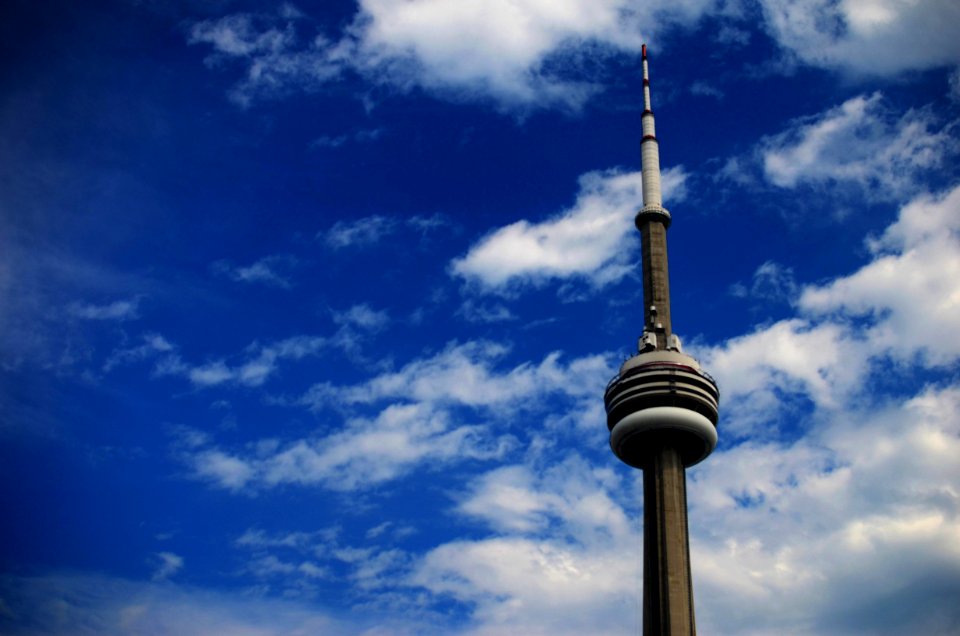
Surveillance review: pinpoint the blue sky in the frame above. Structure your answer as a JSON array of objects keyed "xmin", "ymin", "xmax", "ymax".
[{"xmin": 1, "ymin": 0, "xmax": 959, "ymax": 633}]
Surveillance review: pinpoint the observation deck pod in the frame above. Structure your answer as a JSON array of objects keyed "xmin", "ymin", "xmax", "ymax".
[{"xmin": 604, "ymin": 350, "xmax": 719, "ymax": 469}]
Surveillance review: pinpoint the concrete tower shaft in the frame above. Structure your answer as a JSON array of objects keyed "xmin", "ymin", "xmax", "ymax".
[
  {"xmin": 603, "ymin": 44, "xmax": 720, "ymax": 636},
  {"xmin": 637, "ymin": 44, "xmax": 674, "ymax": 344}
]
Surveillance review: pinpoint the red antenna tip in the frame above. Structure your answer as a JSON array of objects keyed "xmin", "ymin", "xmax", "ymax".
[{"xmin": 642, "ymin": 44, "xmax": 647, "ymax": 59}]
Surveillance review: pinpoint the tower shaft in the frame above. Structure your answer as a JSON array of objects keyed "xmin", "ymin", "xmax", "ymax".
[
  {"xmin": 643, "ymin": 443, "xmax": 696, "ymax": 635},
  {"xmin": 638, "ymin": 220, "xmax": 672, "ymax": 345},
  {"xmin": 599, "ymin": 43, "xmax": 722, "ymax": 636},
  {"xmin": 636, "ymin": 44, "xmax": 696, "ymax": 635},
  {"xmin": 636, "ymin": 43, "xmax": 674, "ymax": 347}
]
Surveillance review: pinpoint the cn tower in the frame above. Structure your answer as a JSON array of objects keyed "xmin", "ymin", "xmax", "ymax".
[{"xmin": 604, "ymin": 45, "xmax": 720, "ymax": 635}]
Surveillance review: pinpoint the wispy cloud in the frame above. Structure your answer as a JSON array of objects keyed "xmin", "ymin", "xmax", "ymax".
[
  {"xmin": 234, "ymin": 526, "xmax": 415, "ymax": 601},
  {"xmin": 68, "ymin": 298, "xmax": 140, "ymax": 321},
  {"xmin": 103, "ymin": 333, "xmax": 174, "ymax": 372},
  {"xmin": 212, "ymin": 255, "xmax": 297, "ymax": 288},
  {"xmin": 301, "ymin": 340, "xmax": 612, "ymax": 412},
  {"xmin": 182, "ymin": 341, "xmax": 613, "ymax": 493},
  {"xmin": 188, "ymin": 8, "xmax": 343, "ymax": 108},
  {"xmin": 451, "ymin": 167, "xmax": 687, "ymax": 291},
  {"xmin": 729, "ymin": 260, "xmax": 798, "ymax": 305},
  {"xmin": 759, "ymin": 93, "xmax": 957, "ymax": 199},
  {"xmin": 310, "ymin": 127, "xmax": 384, "ymax": 149},
  {"xmin": 151, "ymin": 551, "xmax": 184, "ymax": 581},
  {"xmin": 319, "ymin": 214, "xmax": 450, "ymax": 250},
  {"xmin": 0, "ymin": 225, "xmax": 152, "ymax": 373},
  {"xmin": 0, "ymin": 573, "xmax": 365, "ymax": 634},
  {"xmin": 320, "ymin": 215, "xmax": 398, "ymax": 250},
  {"xmin": 332, "ymin": 303, "xmax": 389, "ymax": 331},
  {"xmin": 185, "ymin": 402, "xmax": 516, "ymax": 492},
  {"xmin": 236, "ymin": 527, "xmax": 329, "ymax": 550},
  {"xmin": 456, "ymin": 299, "xmax": 517, "ymax": 323},
  {"xmin": 153, "ymin": 335, "xmax": 327, "ymax": 389},
  {"xmin": 689, "ymin": 80, "xmax": 724, "ymax": 99}
]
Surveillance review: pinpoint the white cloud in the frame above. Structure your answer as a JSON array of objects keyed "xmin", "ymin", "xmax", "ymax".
[
  {"xmin": 103, "ymin": 333, "xmax": 174, "ymax": 372},
  {"xmin": 689, "ymin": 384, "xmax": 960, "ymax": 635},
  {"xmin": 188, "ymin": 0, "xmax": 652, "ymax": 111},
  {"xmin": 413, "ymin": 456, "xmax": 639, "ymax": 635},
  {"xmin": 407, "ymin": 213, "xmax": 450, "ymax": 235},
  {"xmin": 366, "ymin": 521, "xmax": 393, "ymax": 539},
  {"xmin": 451, "ymin": 167, "xmax": 687, "ymax": 291},
  {"xmin": 689, "ymin": 80, "xmax": 724, "ymax": 99},
  {"xmin": 187, "ymin": 402, "xmax": 515, "ymax": 492},
  {"xmin": 348, "ymin": 0, "xmax": 651, "ymax": 110},
  {"xmin": 699, "ymin": 183, "xmax": 960, "ymax": 436},
  {"xmin": 189, "ymin": 10, "xmax": 343, "ymax": 107},
  {"xmin": 188, "ymin": 0, "xmax": 960, "ymax": 112},
  {"xmin": 332, "ymin": 303, "xmax": 390, "ymax": 331},
  {"xmin": 236, "ymin": 527, "xmax": 326, "ymax": 550},
  {"xmin": 75, "ymin": 176, "xmax": 960, "ymax": 632},
  {"xmin": 212, "ymin": 255, "xmax": 296, "ymax": 288},
  {"xmin": 457, "ymin": 467, "xmax": 549, "ymax": 533},
  {"xmin": 259, "ymin": 403, "xmax": 513, "ymax": 490},
  {"xmin": 414, "ymin": 537, "xmax": 638, "ymax": 635},
  {"xmin": 689, "ymin": 184, "xmax": 960, "ymax": 625},
  {"xmin": 407, "ymin": 380, "xmax": 960, "ymax": 635},
  {"xmin": 729, "ymin": 260, "xmax": 798, "ymax": 303},
  {"xmin": 335, "ymin": 546, "xmax": 410, "ymax": 591},
  {"xmin": 760, "ymin": 93, "xmax": 957, "ymax": 198},
  {"xmin": 109, "ymin": 334, "xmax": 329, "ymax": 388},
  {"xmin": 303, "ymin": 340, "xmax": 613, "ymax": 412},
  {"xmin": 68, "ymin": 298, "xmax": 139, "ymax": 321},
  {"xmin": 233, "ymin": 526, "xmax": 416, "ymax": 600},
  {"xmin": 759, "ymin": 0, "xmax": 960, "ymax": 76},
  {"xmin": 151, "ymin": 552, "xmax": 184, "ymax": 581},
  {"xmin": 698, "ymin": 319, "xmax": 863, "ymax": 437},
  {"xmin": 320, "ymin": 214, "xmax": 449, "ymax": 250},
  {"xmin": 798, "ymin": 184, "xmax": 960, "ymax": 366},
  {"xmin": 456, "ymin": 457, "xmax": 630, "ymax": 540},
  {"xmin": 192, "ymin": 449, "xmax": 256, "ymax": 491},
  {"xmin": 382, "ymin": 375, "xmax": 960, "ymax": 635},
  {"xmin": 188, "ymin": 361, "xmax": 235, "ymax": 387},
  {"xmin": 950, "ymin": 68, "xmax": 960, "ymax": 102},
  {"xmin": 156, "ymin": 335, "xmax": 327, "ymax": 389},
  {"xmin": 321, "ymin": 214, "xmax": 399, "ymax": 250},
  {"xmin": 456, "ymin": 299, "xmax": 517, "ymax": 323},
  {"xmin": 0, "ymin": 573, "xmax": 368, "ymax": 635},
  {"xmin": 243, "ymin": 553, "xmax": 331, "ymax": 584},
  {"xmin": 310, "ymin": 127, "xmax": 384, "ymax": 149},
  {"xmin": 185, "ymin": 340, "xmax": 612, "ymax": 493}
]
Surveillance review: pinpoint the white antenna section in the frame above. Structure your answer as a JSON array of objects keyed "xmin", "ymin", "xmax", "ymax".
[{"xmin": 641, "ymin": 45, "xmax": 661, "ymax": 208}]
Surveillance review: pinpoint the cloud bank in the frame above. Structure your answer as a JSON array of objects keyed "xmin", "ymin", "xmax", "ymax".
[{"xmin": 188, "ymin": 0, "xmax": 960, "ymax": 111}]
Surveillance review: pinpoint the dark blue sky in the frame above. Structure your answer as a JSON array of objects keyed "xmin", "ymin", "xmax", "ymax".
[{"xmin": 2, "ymin": 0, "xmax": 959, "ymax": 633}]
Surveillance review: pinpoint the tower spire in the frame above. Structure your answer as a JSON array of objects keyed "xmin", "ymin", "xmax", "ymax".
[
  {"xmin": 640, "ymin": 44, "xmax": 667, "ymax": 213},
  {"xmin": 603, "ymin": 45, "xmax": 721, "ymax": 636},
  {"xmin": 637, "ymin": 44, "xmax": 673, "ymax": 347}
]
